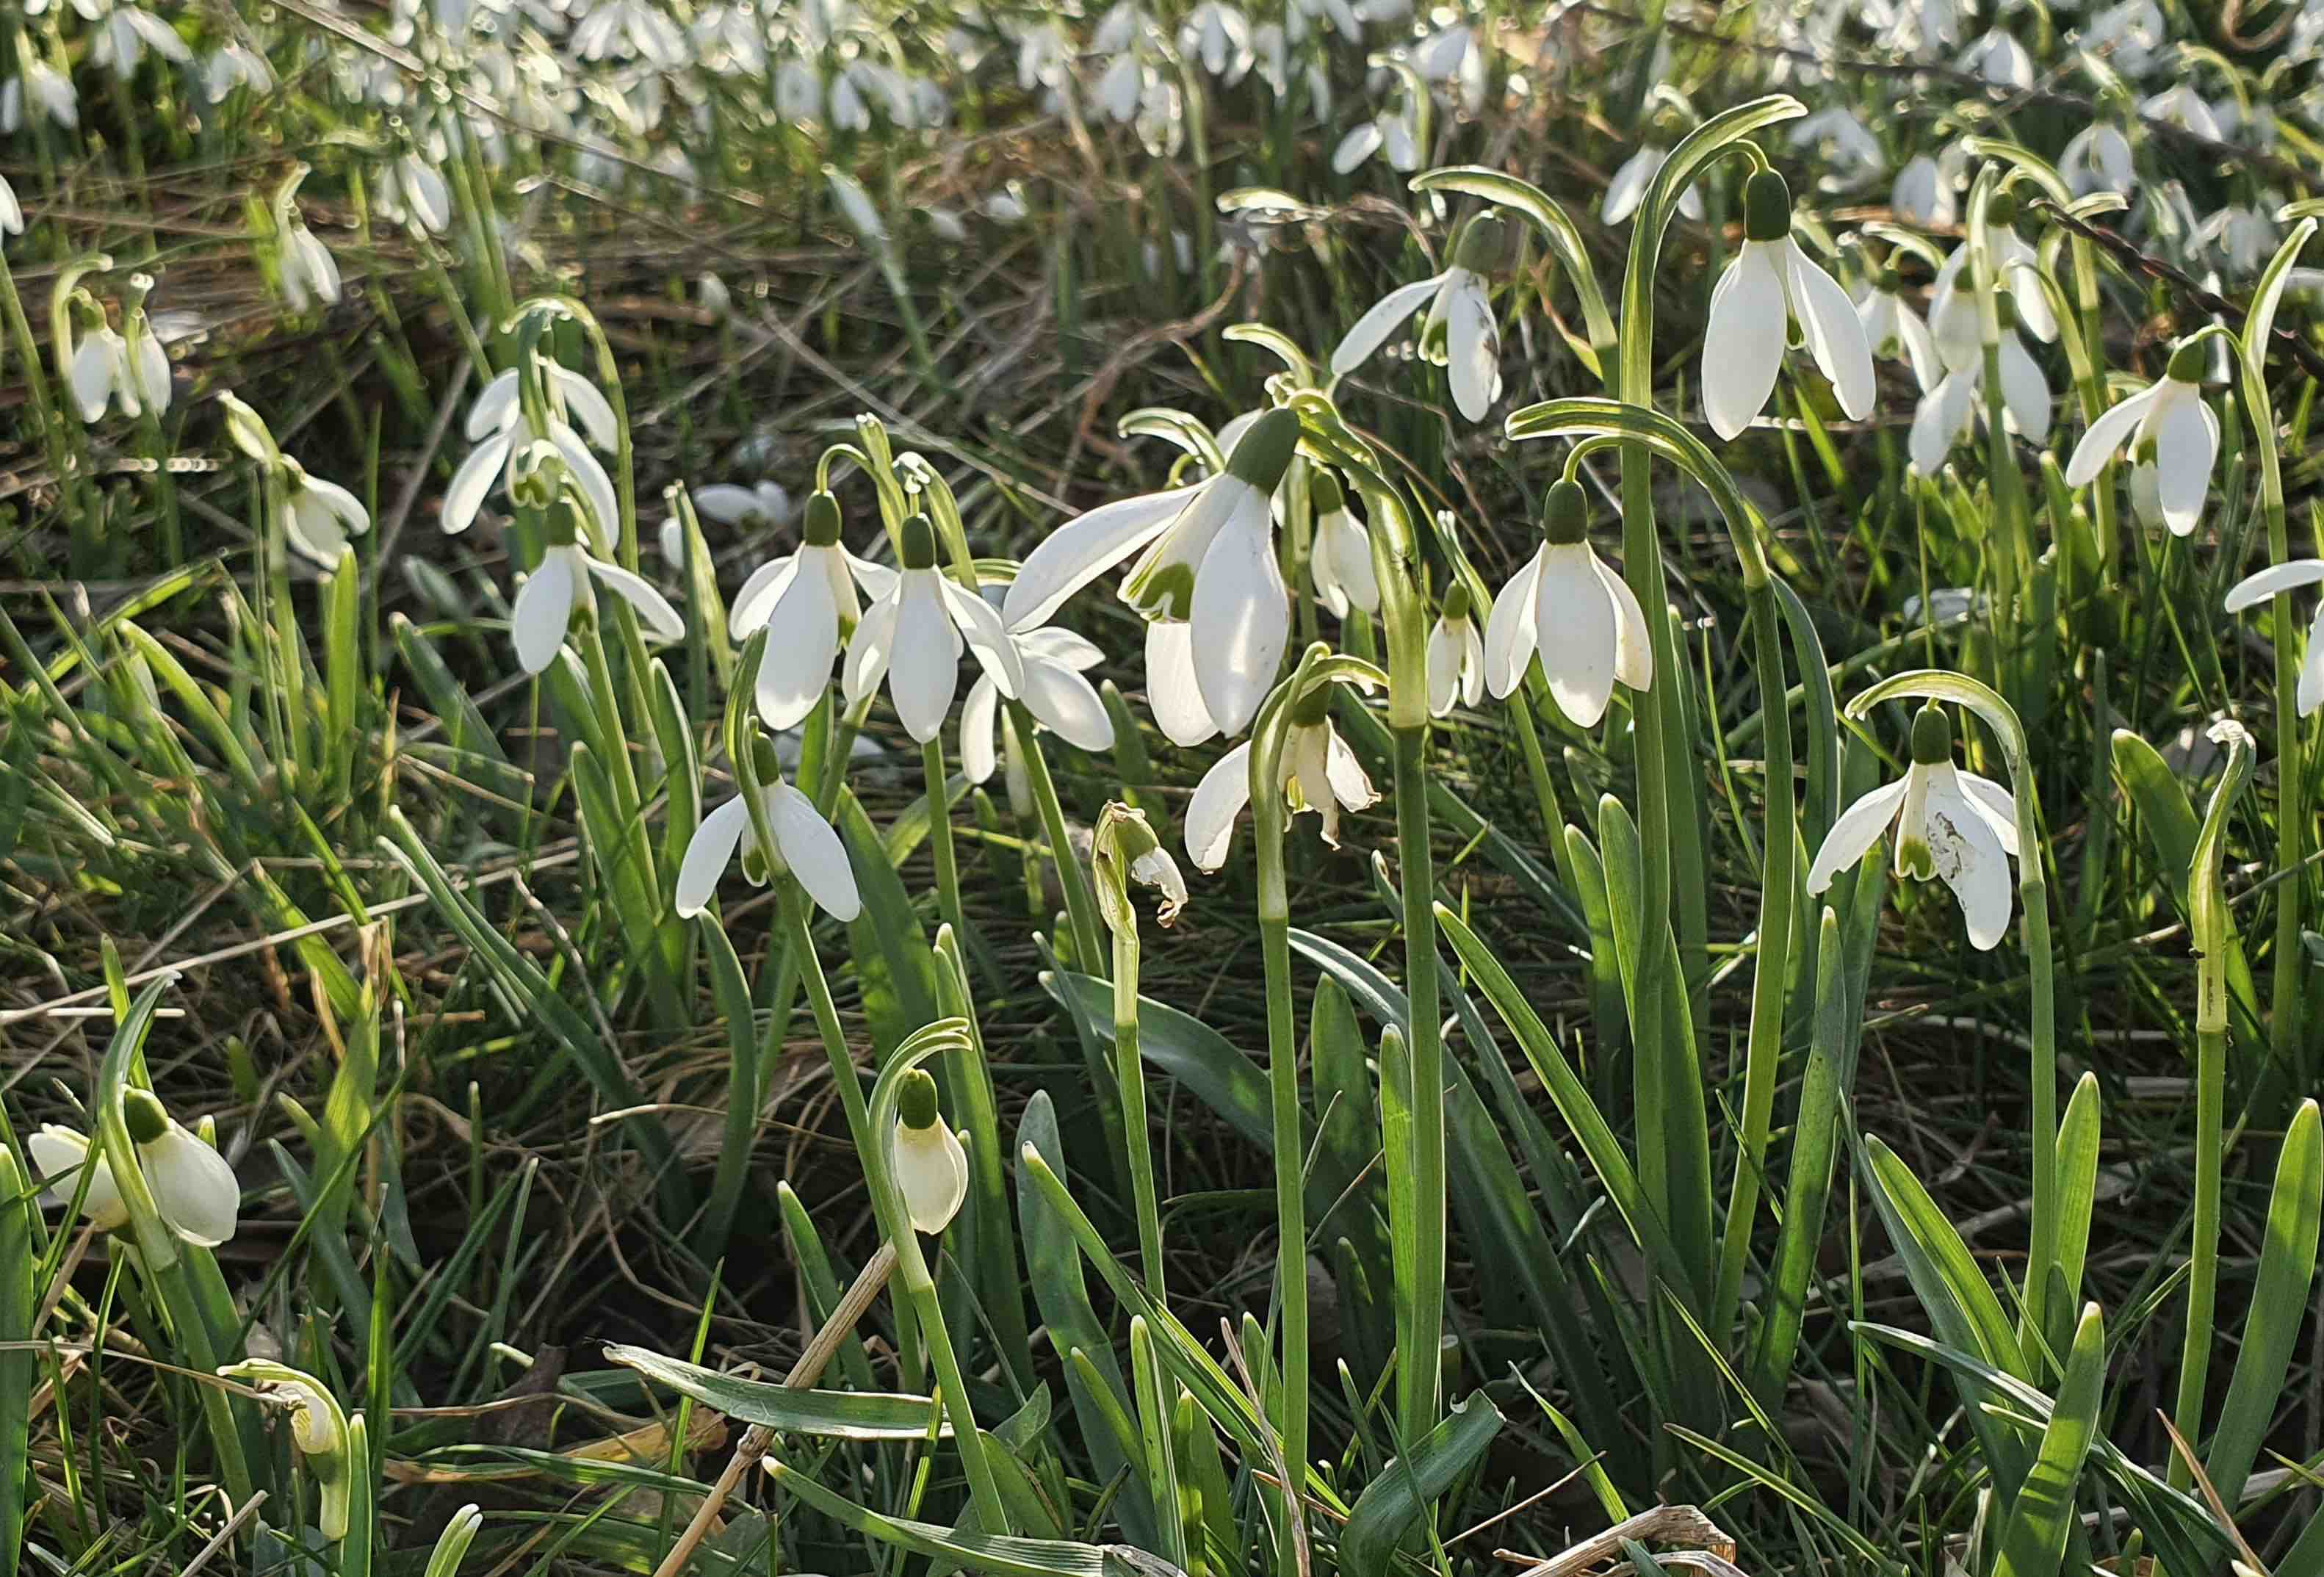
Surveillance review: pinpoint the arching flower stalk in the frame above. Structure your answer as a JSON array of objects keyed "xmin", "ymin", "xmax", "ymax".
[
  {"xmin": 220, "ymin": 1361, "xmax": 356, "ymax": 1541},
  {"xmin": 2063, "ymin": 336, "xmax": 2218, "ymax": 537},
  {"xmin": 29, "ymin": 1091, "xmax": 239, "ymax": 1248},
  {"xmin": 1329, "ymin": 210, "xmax": 1513, "ymax": 423},
  {"xmin": 1004, "ymin": 408, "xmax": 1301, "ymax": 737},
  {"xmin": 1700, "ymin": 169, "xmax": 1875, "ymax": 439},
  {"xmin": 1806, "ymin": 703, "xmax": 2021, "ymax": 949},
  {"xmin": 1484, "ymin": 478, "xmax": 1653, "ymax": 726}
]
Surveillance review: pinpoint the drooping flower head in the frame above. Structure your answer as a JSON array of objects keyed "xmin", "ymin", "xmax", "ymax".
[
  {"xmin": 1426, "ymin": 580, "xmax": 1485, "ymax": 717},
  {"xmin": 2063, "ymin": 336, "xmax": 2218, "ymax": 537},
  {"xmin": 731, "ymin": 490, "xmax": 895, "ymax": 729},
  {"xmin": 1805, "ymin": 704, "xmax": 2021, "ymax": 949},
  {"xmin": 1308, "ymin": 468, "xmax": 1379, "ymax": 618},
  {"xmin": 892, "ymin": 1069, "xmax": 968, "ymax": 1234},
  {"xmin": 510, "ymin": 494, "xmax": 685, "ymax": 674},
  {"xmin": 1701, "ymin": 169, "xmax": 1876, "ymax": 439},
  {"xmin": 845, "ymin": 513, "xmax": 1023, "ymax": 742},
  {"xmin": 29, "ymin": 1089, "xmax": 240, "ymax": 1248},
  {"xmin": 1484, "ymin": 479, "xmax": 1653, "ymax": 726},
  {"xmin": 1856, "ymin": 266, "xmax": 1941, "ymax": 394},
  {"xmin": 1092, "ymin": 801, "xmax": 1188, "ymax": 931},
  {"xmin": 1186, "ymin": 670, "xmax": 1379, "ymax": 870},
  {"xmin": 1329, "ymin": 210, "xmax": 1512, "ymax": 423},
  {"xmin": 674, "ymin": 733, "xmax": 862, "ymax": 921}
]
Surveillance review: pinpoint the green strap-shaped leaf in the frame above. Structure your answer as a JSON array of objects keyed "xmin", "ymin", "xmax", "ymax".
[
  {"xmin": 605, "ymin": 1346, "xmax": 950, "ymax": 1440},
  {"xmin": 1994, "ymin": 1302, "xmax": 2106, "ymax": 1577},
  {"xmin": 1336, "ymin": 1391, "xmax": 1501, "ymax": 1574},
  {"xmin": 2206, "ymin": 1099, "xmax": 2323, "ymax": 1503},
  {"xmin": 765, "ymin": 1457, "xmax": 1180, "ymax": 1576}
]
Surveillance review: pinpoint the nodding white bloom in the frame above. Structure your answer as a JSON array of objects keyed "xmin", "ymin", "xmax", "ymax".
[
  {"xmin": 1806, "ymin": 704, "xmax": 2021, "ymax": 950},
  {"xmin": 91, "ymin": 4, "xmax": 193, "ymax": 76},
  {"xmin": 961, "ymin": 617, "xmax": 1114, "ymax": 787},
  {"xmin": 2140, "ymin": 83, "xmax": 2223, "ymax": 142},
  {"xmin": 2061, "ymin": 122, "xmax": 2134, "ymax": 197},
  {"xmin": 1144, "ymin": 618, "xmax": 1220, "ymax": 747},
  {"xmin": 1185, "ymin": 679, "xmax": 1379, "ymax": 869},
  {"xmin": 1955, "ymin": 27, "xmax": 2032, "ymax": 86},
  {"xmin": 0, "ymin": 173, "xmax": 19, "ymax": 235},
  {"xmin": 66, "ymin": 300, "xmax": 168, "ymax": 423},
  {"xmin": 1701, "ymin": 170, "xmax": 1875, "ymax": 440},
  {"xmin": 1309, "ymin": 470, "xmax": 1379, "ymax": 618},
  {"xmin": 1889, "ymin": 154, "xmax": 1957, "ymax": 228},
  {"xmin": 279, "ymin": 215, "xmax": 341, "ymax": 314},
  {"xmin": 1857, "ymin": 270, "xmax": 1941, "ymax": 392},
  {"xmin": 571, "ymin": 0, "xmax": 687, "ymax": 64},
  {"xmin": 1927, "ymin": 200, "xmax": 2057, "ymax": 372},
  {"xmin": 695, "ymin": 480, "xmax": 798, "ymax": 531},
  {"xmin": 1426, "ymin": 582, "xmax": 1486, "ymax": 717},
  {"xmin": 1330, "ymin": 212, "xmax": 1510, "ymax": 424},
  {"xmin": 2064, "ymin": 339, "xmax": 2217, "ymax": 536},
  {"xmin": 845, "ymin": 514, "xmax": 1024, "ymax": 743},
  {"xmin": 1005, "ymin": 409, "xmax": 1302, "ymax": 738},
  {"xmin": 1603, "ymin": 144, "xmax": 1702, "ymax": 224},
  {"xmin": 1180, "ymin": 1, "xmax": 1254, "ymax": 81},
  {"xmin": 726, "ymin": 492, "xmax": 895, "ymax": 729},
  {"xmin": 1332, "ymin": 102, "xmax": 1419, "ymax": 174},
  {"xmin": 674, "ymin": 739, "xmax": 860, "ymax": 920},
  {"xmin": 279, "ymin": 459, "xmax": 372, "ymax": 566},
  {"xmin": 445, "ymin": 361, "xmax": 621, "ymax": 539},
  {"xmin": 891, "ymin": 1070, "xmax": 967, "ymax": 1235},
  {"xmin": 1484, "ymin": 479, "xmax": 1652, "ymax": 726},
  {"xmin": 203, "ymin": 43, "xmax": 274, "ymax": 101},
  {"xmin": 1786, "ymin": 107, "xmax": 1884, "ymax": 181},
  {"xmin": 2, "ymin": 59, "xmax": 80, "ymax": 131},
  {"xmin": 1908, "ymin": 292, "xmax": 2051, "ymax": 476},
  {"xmin": 29, "ymin": 1092, "xmax": 239, "ymax": 1246},
  {"xmin": 2195, "ymin": 203, "xmax": 2276, "ymax": 276},
  {"xmin": 2225, "ymin": 561, "xmax": 2324, "ymax": 714},
  {"xmin": 381, "ymin": 152, "xmax": 452, "ymax": 235},
  {"xmin": 1252, "ymin": 24, "xmax": 1330, "ymax": 118},
  {"xmin": 512, "ymin": 502, "xmax": 685, "ymax": 675}
]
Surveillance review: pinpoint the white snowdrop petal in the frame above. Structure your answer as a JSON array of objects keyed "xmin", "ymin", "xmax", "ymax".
[
  {"xmin": 728, "ymin": 552, "xmax": 803, "ymax": 639},
  {"xmin": 1805, "ymin": 779, "xmax": 1910, "ymax": 892},
  {"xmin": 1146, "ymin": 619, "xmax": 1219, "ymax": 748},
  {"xmin": 2063, "ymin": 380, "xmax": 2164, "ymax": 486},
  {"xmin": 2226, "ymin": 559, "xmax": 2324, "ymax": 612},
  {"xmin": 1323, "ymin": 728, "xmax": 1378, "ymax": 811},
  {"xmin": 675, "ymin": 795, "xmax": 754, "ymax": 917},
  {"xmin": 1004, "ymin": 486, "xmax": 1199, "ymax": 631},
  {"xmin": 1022, "ymin": 661, "xmax": 1115, "ymax": 751},
  {"xmin": 2151, "ymin": 391, "xmax": 2214, "ymax": 535},
  {"xmin": 1188, "ymin": 497, "xmax": 1290, "ymax": 737},
  {"xmin": 443, "ymin": 432, "xmax": 511, "ymax": 535},
  {"xmin": 1426, "ymin": 618, "xmax": 1461, "ymax": 717},
  {"xmin": 768, "ymin": 782, "xmax": 861, "ymax": 922},
  {"xmin": 1329, "ymin": 273, "xmax": 1451, "ymax": 376},
  {"xmin": 1785, "ymin": 243, "xmax": 1877, "ymax": 420},
  {"xmin": 892, "ymin": 1120, "xmax": 968, "ymax": 1234},
  {"xmin": 1702, "ymin": 245, "xmax": 1789, "ymax": 440},
  {"xmin": 939, "ymin": 577, "xmax": 1026, "ymax": 698},
  {"xmin": 844, "ymin": 592, "xmax": 901, "ymax": 705},
  {"xmin": 960, "ymin": 675, "xmax": 1002, "ymax": 784},
  {"xmin": 1482, "ymin": 550, "xmax": 1545, "ymax": 699},
  {"xmin": 1922, "ymin": 775, "xmax": 2015, "ymax": 950},
  {"xmin": 142, "ymin": 1125, "xmax": 240, "ymax": 1248},
  {"xmin": 1185, "ymin": 741, "xmax": 1255, "ymax": 870},
  {"xmin": 1953, "ymin": 770, "xmax": 2021, "ymax": 856},
  {"xmin": 466, "ymin": 370, "xmax": 522, "ymax": 441},
  {"xmin": 1594, "ymin": 552, "xmax": 1655, "ymax": 691},
  {"xmin": 1534, "ymin": 544, "xmax": 1618, "ymax": 727},
  {"xmin": 1443, "ymin": 272, "xmax": 1502, "ymax": 422},
  {"xmin": 586, "ymin": 558, "xmax": 685, "ymax": 643},
  {"xmin": 1996, "ymin": 336, "xmax": 2051, "ymax": 443},
  {"xmin": 29, "ymin": 1126, "xmax": 129, "ymax": 1230},
  {"xmin": 2303, "ymin": 607, "xmax": 2324, "ymax": 717},
  {"xmin": 888, "ymin": 574, "xmax": 960, "ymax": 742},
  {"xmin": 511, "ymin": 549, "xmax": 579, "ymax": 674},
  {"xmin": 547, "ymin": 364, "xmax": 621, "ymax": 450}
]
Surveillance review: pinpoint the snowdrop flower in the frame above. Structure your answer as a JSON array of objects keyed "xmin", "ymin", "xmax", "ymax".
[
  {"xmin": 1786, "ymin": 107, "xmax": 1884, "ymax": 182},
  {"xmin": 961, "ymin": 618, "xmax": 1113, "ymax": 787},
  {"xmin": 382, "ymin": 152, "xmax": 451, "ymax": 234},
  {"xmin": 1185, "ymin": 677, "xmax": 1378, "ymax": 869},
  {"xmin": 1889, "ymin": 154, "xmax": 1957, "ymax": 228},
  {"xmin": 2140, "ymin": 83, "xmax": 2223, "ymax": 141},
  {"xmin": 0, "ymin": 173, "xmax": 18, "ymax": 235},
  {"xmin": 445, "ymin": 360, "xmax": 621, "ymax": 539},
  {"xmin": 1330, "ymin": 212, "xmax": 1509, "ymax": 423},
  {"xmin": 1910, "ymin": 292, "xmax": 2051, "ymax": 474},
  {"xmin": 1426, "ymin": 582, "xmax": 1485, "ymax": 717},
  {"xmin": 892, "ymin": 1069, "xmax": 967, "ymax": 1234},
  {"xmin": 91, "ymin": 4, "xmax": 193, "ymax": 76},
  {"xmin": 203, "ymin": 43, "xmax": 274, "ymax": 101},
  {"xmin": 571, "ymin": 0, "xmax": 686, "ymax": 65},
  {"xmin": 1413, "ymin": 23, "xmax": 1486, "ymax": 111},
  {"xmin": 278, "ymin": 459, "xmax": 372, "ymax": 566},
  {"xmin": 1956, "ymin": 28, "xmax": 2032, "ymax": 86},
  {"xmin": 2061, "ymin": 121, "xmax": 2135, "ymax": 196},
  {"xmin": 2, "ymin": 57, "xmax": 80, "ymax": 131},
  {"xmin": 2226, "ymin": 561, "xmax": 2324, "ymax": 714},
  {"xmin": 1806, "ymin": 704, "xmax": 2021, "ymax": 949},
  {"xmin": 697, "ymin": 480, "xmax": 798, "ymax": 530},
  {"xmin": 1858, "ymin": 270, "xmax": 1941, "ymax": 391},
  {"xmin": 1701, "ymin": 170, "xmax": 1876, "ymax": 439},
  {"xmin": 1309, "ymin": 470, "xmax": 1379, "ymax": 618},
  {"xmin": 674, "ymin": 737, "xmax": 861, "ymax": 920},
  {"xmin": 1603, "ymin": 143, "xmax": 1702, "ymax": 223},
  {"xmin": 217, "ymin": 1363, "xmax": 353, "ymax": 1540},
  {"xmin": 1332, "ymin": 101, "xmax": 1420, "ymax": 174},
  {"xmin": 2063, "ymin": 339, "xmax": 2215, "ymax": 535},
  {"xmin": 279, "ymin": 213, "xmax": 341, "ymax": 313},
  {"xmin": 1004, "ymin": 409, "xmax": 1301, "ymax": 737},
  {"xmin": 1180, "ymin": 2, "xmax": 1254, "ymax": 81},
  {"xmin": 29, "ymin": 1092, "xmax": 239, "ymax": 1246},
  {"xmin": 511, "ymin": 499, "xmax": 685, "ymax": 674},
  {"xmin": 845, "ymin": 514, "xmax": 1024, "ymax": 743},
  {"xmin": 65, "ymin": 301, "xmax": 165, "ymax": 423},
  {"xmin": 1927, "ymin": 203, "xmax": 2058, "ymax": 373},
  {"xmin": 2195, "ymin": 203, "xmax": 2275, "ymax": 275},
  {"xmin": 1483, "ymin": 478, "xmax": 1652, "ymax": 726}
]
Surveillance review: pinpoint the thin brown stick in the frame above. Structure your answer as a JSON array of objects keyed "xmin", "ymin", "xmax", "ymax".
[{"xmin": 645, "ymin": 1242, "xmax": 898, "ymax": 1577}]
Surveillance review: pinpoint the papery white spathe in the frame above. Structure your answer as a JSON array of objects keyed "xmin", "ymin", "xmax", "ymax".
[
  {"xmin": 674, "ymin": 762, "xmax": 860, "ymax": 921},
  {"xmin": 1484, "ymin": 480, "xmax": 1652, "ymax": 726},
  {"xmin": 1702, "ymin": 170, "xmax": 1875, "ymax": 439},
  {"xmin": 961, "ymin": 622, "xmax": 1114, "ymax": 786},
  {"xmin": 2063, "ymin": 342, "xmax": 2217, "ymax": 535},
  {"xmin": 1426, "ymin": 585, "xmax": 1485, "ymax": 717},
  {"xmin": 513, "ymin": 528, "xmax": 685, "ymax": 675},
  {"xmin": 445, "ymin": 361, "xmax": 622, "ymax": 538},
  {"xmin": 844, "ymin": 516, "xmax": 1024, "ymax": 743},
  {"xmin": 2225, "ymin": 560, "xmax": 2324, "ymax": 715},
  {"xmin": 2, "ymin": 62, "xmax": 80, "ymax": 131},
  {"xmin": 29, "ymin": 1108, "xmax": 240, "ymax": 1247},
  {"xmin": 1858, "ymin": 276, "xmax": 1941, "ymax": 392},
  {"xmin": 1184, "ymin": 704, "xmax": 1378, "ymax": 870},
  {"xmin": 1329, "ymin": 213, "xmax": 1507, "ymax": 423},
  {"xmin": 726, "ymin": 493, "xmax": 895, "ymax": 729},
  {"xmin": 1806, "ymin": 709, "xmax": 2020, "ymax": 949},
  {"xmin": 1003, "ymin": 408, "xmax": 1301, "ymax": 737}
]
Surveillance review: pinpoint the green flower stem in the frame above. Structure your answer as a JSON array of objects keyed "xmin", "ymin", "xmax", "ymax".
[
  {"xmin": 1008, "ymin": 704, "xmax": 1107, "ymax": 975},
  {"xmin": 1390, "ymin": 716, "xmax": 1443, "ymax": 1439},
  {"xmin": 0, "ymin": 250, "xmax": 79, "ymax": 552},
  {"xmin": 779, "ymin": 881, "xmax": 873, "ymax": 1155},
  {"xmin": 922, "ymin": 737, "xmax": 968, "ymax": 949},
  {"xmin": 1111, "ymin": 901, "xmax": 1166, "ymax": 1298}
]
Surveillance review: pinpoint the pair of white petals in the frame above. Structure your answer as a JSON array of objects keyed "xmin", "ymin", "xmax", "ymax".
[
  {"xmin": 68, "ymin": 322, "xmax": 170, "ymax": 423},
  {"xmin": 1857, "ymin": 286, "xmax": 1941, "ymax": 393},
  {"xmin": 2063, "ymin": 373, "xmax": 2217, "ymax": 537},
  {"xmin": 1184, "ymin": 721, "xmax": 1378, "ymax": 870},
  {"xmin": 2225, "ymin": 561, "xmax": 2324, "ymax": 715},
  {"xmin": 1908, "ymin": 333, "xmax": 2052, "ymax": 477},
  {"xmin": 511, "ymin": 544, "xmax": 685, "ymax": 674},
  {"xmin": 1004, "ymin": 472, "xmax": 1284, "ymax": 738},
  {"xmin": 284, "ymin": 468, "xmax": 372, "ymax": 567},
  {"xmin": 730, "ymin": 542, "xmax": 895, "ymax": 730},
  {"xmin": 961, "ymin": 626, "xmax": 1114, "ymax": 787},
  {"xmin": 674, "ymin": 779, "xmax": 861, "ymax": 921},
  {"xmin": 29, "ymin": 1119, "xmax": 240, "ymax": 1248},
  {"xmin": 1806, "ymin": 760, "xmax": 2021, "ymax": 950},
  {"xmin": 1426, "ymin": 612, "xmax": 1485, "ymax": 716},
  {"xmin": 1602, "ymin": 145, "xmax": 1703, "ymax": 225},
  {"xmin": 1484, "ymin": 541, "xmax": 1653, "ymax": 726},
  {"xmin": 281, "ymin": 223, "xmax": 342, "ymax": 314},
  {"xmin": 1702, "ymin": 239, "xmax": 1876, "ymax": 439},
  {"xmin": 444, "ymin": 364, "xmax": 621, "ymax": 538},
  {"xmin": 845, "ymin": 567, "xmax": 1024, "ymax": 743},
  {"xmin": 1330, "ymin": 267, "xmax": 1501, "ymax": 423},
  {"xmin": 1311, "ymin": 504, "xmax": 1379, "ymax": 618}
]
